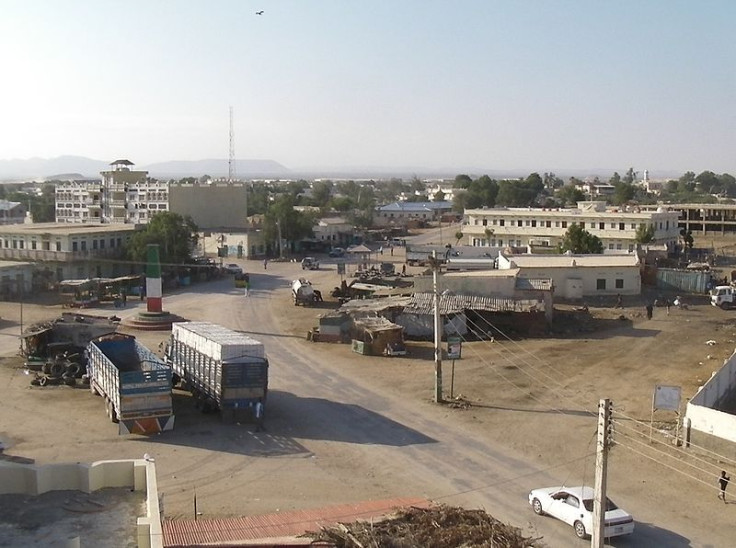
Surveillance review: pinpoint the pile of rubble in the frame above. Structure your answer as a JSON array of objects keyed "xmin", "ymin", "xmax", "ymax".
[{"xmin": 305, "ymin": 504, "xmax": 545, "ymax": 548}]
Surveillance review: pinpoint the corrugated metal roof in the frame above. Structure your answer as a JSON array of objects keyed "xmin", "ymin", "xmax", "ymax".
[
  {"xmin": 405, "ymin": 292, "xmax": 543, "ymax": 315},
  {"xmin": 515, "ymin": 278, "xmax": 553, "ymax": 291},
  {"xmin": 163, "ymin": 497, "xmax": 429, "ymax": 547}
]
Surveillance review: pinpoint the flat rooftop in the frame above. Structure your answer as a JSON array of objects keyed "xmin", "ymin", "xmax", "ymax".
[
  {"xmin": 0, "ymin": 487, "xmax": 143, "ymax": 546},
  {"xmin": 0, "ymin": 223, "xmax": 138, "ymax": 236}
]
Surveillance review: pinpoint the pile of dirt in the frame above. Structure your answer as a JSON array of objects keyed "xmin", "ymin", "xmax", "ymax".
[{"xmin": 304, "ymin": 505, "xmax": 545, "ymax": 547}]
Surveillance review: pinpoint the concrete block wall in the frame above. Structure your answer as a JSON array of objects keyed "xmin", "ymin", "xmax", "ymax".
[{"xmin": 0, "ymin": 459, "xmax": 162, "ymax": 548}]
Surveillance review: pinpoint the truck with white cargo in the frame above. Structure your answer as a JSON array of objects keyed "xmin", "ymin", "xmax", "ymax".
[
  {"xmin": 86, "ymin": 334, "xmax": 175, "ymax": 435},
  {"xmin": 164, "ymin": 322, "xmax": 269, "ymax": 425},
  {"xmin": 292, "ymin": 278, "xmax": 317, "ymax": 306}
]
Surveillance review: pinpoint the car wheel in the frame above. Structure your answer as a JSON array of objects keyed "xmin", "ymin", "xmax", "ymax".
[
  {"xmin": 531, "ymin": 498, "xmax": 544, "ymax": 515},
  {"xmin": 573, "ymin": 520, "xmax": 587, "ymax": 539}
]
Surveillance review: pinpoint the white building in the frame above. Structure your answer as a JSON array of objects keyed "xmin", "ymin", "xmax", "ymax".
[
  {"xmin": 313, "ymin": 217, "xmax": 354, "ymax": 246},
  {"xmin": 56, "ymin": 160, "xmax": 167, "ymax": 224},
  {"xmin": 497, "ymin": 252, "xmax": 642, "ymax": 298},
  {"xmin": 462, "ymin": 201, "xmax": 680, "ymax": 253}
]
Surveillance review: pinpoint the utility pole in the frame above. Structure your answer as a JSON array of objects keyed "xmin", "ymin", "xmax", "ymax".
[
  {"xmin": 592, "ymin": 398, "xmax": 612, "ymax": 548},
  {"xmin": 228, "ymin": 106, "xmax": 236, "ymax": 182},
  {"xmin": 431, "ymin": 250, "xmax": 443, "ymax": 403}
]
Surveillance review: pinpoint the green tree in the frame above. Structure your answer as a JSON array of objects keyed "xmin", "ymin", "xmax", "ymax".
[
  {"xmin": 454, "ymin": 231, "xmax": 464, "ymax": 244},
  {"xmin": 612, "ymin": 182, "xmax": 636, "ymax": 205},
  {"xmin": 635, "ymin": 223, "xmax": 655, "ymax": 244},
  {"xmin": 609, "ymin": 172, "xmax": 622, "ymax": 186},
  {"xmin": 264, "ymin": 194, "xmax": 316, "ymax": 252},
  {"xmin": 559, "ymin": 224, "xmax": 604, "ymax": 254},
  {"xmin": 433, "ymin": 189, "xmax": 446, "ymax": 202},
  {"xmin": 310, "ymin": 180, "xmax": 333, "ymax": 208},
  {"xmin": 126, "ymin": 212, "xmax": 199, "ymax": 266},
  {"xmin": 556, "ymin": 185, "xmax": 585, "ymax": 206},
  {"xmin": 454, "ymin": 174, "xmax": 473, "ymax": 189}
]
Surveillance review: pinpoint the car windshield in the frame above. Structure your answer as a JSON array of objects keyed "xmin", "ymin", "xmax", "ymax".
[{"xmin": 582, "ymin": 498, "xmax": 619, "ymax": 512}]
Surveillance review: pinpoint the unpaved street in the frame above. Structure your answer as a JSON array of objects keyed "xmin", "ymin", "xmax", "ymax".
[{"xmin": 1, "ymin": 257, "xmax": 734, "ymax": 547}]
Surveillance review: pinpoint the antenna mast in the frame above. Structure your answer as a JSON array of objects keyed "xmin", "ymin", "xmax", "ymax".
[{"xmin": 228, "ymin": 106, "xmax": 236, "ymax": 182}]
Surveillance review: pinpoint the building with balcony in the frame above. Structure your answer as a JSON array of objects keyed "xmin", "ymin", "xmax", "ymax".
[
  {"xmin": 0, "ymin": 222, "xmax": 137, "ymax": 282},
  {"xmin": 56, "ymin": 160, "xmax": 160, "ymax": 224},
  {"xmin": 56, "ymin": 161, "xmax": 248, "ymax": 230},
  {"xmin": 461, "ymin": 201, "xmax": 680, "ymax": 253}
]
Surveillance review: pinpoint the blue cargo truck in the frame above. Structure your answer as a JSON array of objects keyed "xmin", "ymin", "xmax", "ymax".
[
  {"xmin": 87, "ymin": 334, "xmax": 175, "ymax": 435},
  {"xmin": 165, "ymin": 322, "xmax": 268, "ymax": 425}
]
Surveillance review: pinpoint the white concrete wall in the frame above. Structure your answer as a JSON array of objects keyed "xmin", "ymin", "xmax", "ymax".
[
  {"xmin": 686, "ymin": 352, "xmax": 736, "ymax": 444},
  {"xmin": 0, "ymin": 459, "xmax": 163, "ymax": 548}
]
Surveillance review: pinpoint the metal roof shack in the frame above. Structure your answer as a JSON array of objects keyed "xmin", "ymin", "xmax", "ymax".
[{"xmin": 405, "ymin": 293, "xmax": 544, "ymax": 315}]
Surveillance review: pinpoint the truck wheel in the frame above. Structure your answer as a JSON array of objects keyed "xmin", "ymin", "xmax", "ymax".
[
  {"xmin": 39, "ymin": 376, "xmax": 48, "ymax": 387},
  {"xmin": 65, "ymin": 363, "xmax": 81, "ymax": 377},
  {"xmin": 721, "ymin": 302, "xmax": 730, "ymax": 310}
]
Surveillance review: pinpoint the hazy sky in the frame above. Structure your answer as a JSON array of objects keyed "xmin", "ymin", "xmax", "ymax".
[{"xmin": 2, "ymin": 1, "xmax": 736, "ymax": 174}]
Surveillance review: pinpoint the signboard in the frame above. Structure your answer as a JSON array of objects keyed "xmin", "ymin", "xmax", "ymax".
[
  {"xmin": 653, "ymin": 385, "xmax": 682, "ymax": 411},
  {"xmin": 337, "ymin": 262, "xmax": 346, "ymax": 275},
  {"xmin": 447, "ymin": 335, "xmax": 462, "ymax": 360}
]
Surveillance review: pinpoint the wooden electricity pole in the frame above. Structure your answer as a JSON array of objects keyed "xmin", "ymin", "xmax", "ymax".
[{"xmin": 592, "ymin": 398, "xmax": 612, "ymax": 548}]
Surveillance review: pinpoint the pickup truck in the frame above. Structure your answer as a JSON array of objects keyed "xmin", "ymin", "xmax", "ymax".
[{"xmin": 301, "ymin": 257, "xmax": 319, "ymax": 270}]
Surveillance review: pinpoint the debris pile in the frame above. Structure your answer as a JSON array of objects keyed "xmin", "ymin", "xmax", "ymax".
[{"xmin": 304, "ymin": 504, "xmax": 545, "ymax": 548}]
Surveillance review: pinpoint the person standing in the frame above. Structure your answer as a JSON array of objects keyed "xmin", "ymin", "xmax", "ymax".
[
  {"xmin": 719, "ymin": 470, "xmax": 730, "ymax": 502},
  {"xmin": 244, "ymin": 279, "xmax": 250, "ymax": 297},
  {"xmin": 646, "ymin": 302, "xmax": 654, "ymax": 320},
  {"xmin": 615, "ymin": 294, "xmax": 623, "ymax": 309},
  {"xmin": 263, "ymin": 258, "xmax": 268, "ymax": 270}
]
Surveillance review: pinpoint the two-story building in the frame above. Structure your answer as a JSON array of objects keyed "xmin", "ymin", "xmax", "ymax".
[
  {"xmin": 0, "ymin": 201, "xmax": 27, "ymax": 224},
  {"xmin": 0, "ymin": 223, "xmax": 137, "ymax": 285},
  {"xmin": 462, "ymin": 201, "xmax": 680, "ymax": 253},
  {"xmin": 313, "ymin": 217, "xmax": 354, "ymax": 247}
]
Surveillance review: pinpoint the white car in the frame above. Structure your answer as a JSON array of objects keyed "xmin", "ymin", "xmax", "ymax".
[
  {"xmin": 528, "ymin": 486, "xmax": 634, "ymax": 540},
  {"xmin": 225, "ymin": 263, "xmax": 243, "ymax": 275}
]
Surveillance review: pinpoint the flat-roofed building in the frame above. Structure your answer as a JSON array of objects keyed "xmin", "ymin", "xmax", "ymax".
[
  {"xmin": 497, "ymin": 251, "xmax": 641, "ymax": 298},
  {"xmin": 0, "ymin": 223, "xmax": 136, "ymax": 281},
  {"xmin": 374, "ymin": 201, "xmax": 453, "ymax": 227},
  {"xmin": 462, "ymin": 201, "xmax": 680, "ymax": 253}
]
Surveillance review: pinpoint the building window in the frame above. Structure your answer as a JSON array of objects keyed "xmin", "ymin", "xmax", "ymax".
[
  {"xmin": 92, "ymin": 240, "xmax": 98, "ymax": 250},
  {"xmin": 516, "ymin": 239, "xmax": 521, "ymax": 246},
  {"xmin": 100, "ymin": 239, "xmax": 105, "ymax": 249},
  {"xmin": 616, "ymin": 243, "xmax": 622, "ymax": 250},
  {"xmin": 110, "ymin": 238, "xmax": 115, "ymax": 248},
  {"xmin": 555, "ymin": 221, "xmax": 560, "ymax": 227},
  {"xmin": 628, "ymin": 244, "xmax": 634, "ymax": 252},
  {"xmin": 609, "ymin": 243, "xmax": 615, "ymax": 250},
  {"xmin": 531, "ymin": 220, "xmax": 537, "ymax": 227},
  {"xmin": 597, "ymin": 279, "xmax": 606, "ymax": 290},
  {"xmin": 72, "ymin": 242, "xmax": 78, "ymax": 252},
  {"xmin": 599, "ymin": 222, "xmax": 605, "ymax": 230},
  {"xmin": 518, "ymin": 220, "xmax": 523, "ymax": 227},
  {"xmin": 546, "ymin": 220, "xmax": 551, "ymax": 228},
  {"xmin": 561, "ymin": 221, "xmax": 567, "ymax": 228},
  {"xmin": 499, "ymin": 219, "xmax": 505, "ymax": 227},
  {"xmin": 619, "ymin": 223, "xmax": 625, "ymax": 230},
  {"xmin": 610, "ymin": 223, "xmax": 616, "ymax": 229},
  {"xmin": 482, "ymin": 219, "xmax": 487, "ymax": 226},
  {"xmin": 81, "ymin": 241, "xmax": 87, "ymax": 251},
  {"xmin": 31, "ymin": 241, "xmax": 37, "ymax": 250},
  {"xmin": 615, "ymin": 279, "xmax": 624, "ymax": 289},
  {"xmin": 498, "ymin": 239, "xmax": 503, "ymax": 246},
  {"xmin": 55, "ymin": 242, "xmax": 61, "ymax": 251},
  {"xmin": 631, "ymin": 223, "xmax": 637, "ymax": 229}
]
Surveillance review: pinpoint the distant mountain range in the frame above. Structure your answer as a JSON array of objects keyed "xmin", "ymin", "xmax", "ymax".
[
  {"xmin": 0, "ymin": 155, "xmax": 685, "ymax": 182},
  {"xmin": 0, "ymin": 155, "xmax": 291, "ymax": 181}
]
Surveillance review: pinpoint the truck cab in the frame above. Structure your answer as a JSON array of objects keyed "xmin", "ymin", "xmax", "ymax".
[{"xmin": 711, "ymin": 285, "xmax": 736, "ymax": 309}]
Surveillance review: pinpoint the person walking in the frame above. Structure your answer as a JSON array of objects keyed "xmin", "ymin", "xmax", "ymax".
[
  {"xmin": 244, "ymin": 279, "xmax": 250, "ymax": 297},
  {"xmin": 665, "ymin": 298, "xmax": 671, "ymax": 315},
  {"xmin": 645, "ymin": 302, "xmax": 654, "ymax": 320},
  {"xmin": 718, "ymin": 470, "xmax": 730, "ymax": 502},
  {"xmin": 263, "ymin": 258, "xmax": 268, "ymax": 270},
  {"xmin": 615, "ymin": 294, "xmax": 623, "ymax": 309}
]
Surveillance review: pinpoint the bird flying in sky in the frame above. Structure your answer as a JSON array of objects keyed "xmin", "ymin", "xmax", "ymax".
[{"xmin": 256, "ymin": 10, "xmax": 264, "ymax": 15}]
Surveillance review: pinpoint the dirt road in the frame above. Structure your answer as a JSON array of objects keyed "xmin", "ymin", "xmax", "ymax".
[{"xmin": 1, "ymin": 257, "xmax": 734, "ymax": 547}]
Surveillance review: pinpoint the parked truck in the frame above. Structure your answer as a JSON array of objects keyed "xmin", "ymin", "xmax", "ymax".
[
  {"xmin": 711, "ymin": 285, "xmax": 736, "ymax": 309},
  {"xmin": 164, "ymin": 322, "xmax": 269, "ymax": 424},
  {"xmin": 292, "ymin": 278, "xmax": 317, "ymax": 306},
  {"xmin": 87, "ymin": 334, "xmax": 175, "ymax": 435}
]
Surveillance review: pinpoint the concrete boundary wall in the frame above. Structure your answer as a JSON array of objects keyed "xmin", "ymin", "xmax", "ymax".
[
  {"xmin": 0, "ymin": 459, "xmax": 162, "ymax": 548},
  {"xmin": 686, "ymin": 351, "xmax": 736, "ymax": 444}
]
